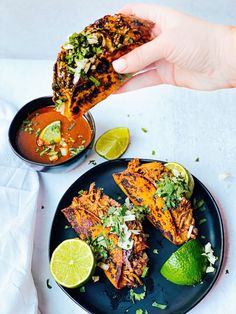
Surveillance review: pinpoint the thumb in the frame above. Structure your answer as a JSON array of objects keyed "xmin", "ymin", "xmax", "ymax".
[{"xmin": 112, "ymin": 35, "xmax": 165, "ymax": 73}]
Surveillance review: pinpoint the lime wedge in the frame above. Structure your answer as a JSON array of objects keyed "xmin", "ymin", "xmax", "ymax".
[
  {"xmin": 160, "ymin": 239, "xmax": 208, "ymax": 285},
  {"xmin": 50, "ymin": 238, "xmax": 95, "ymax": 288},
  {"xmin": 95, "ymin": 127, "xmax": 130, "ymax": 160},
  {"xmin": 165, "ymin": 162, "xmax": 194, "ymax": 198},
  {"xmin": 39, "ymin": 121, "xmax": 61, "ymax": 145}
]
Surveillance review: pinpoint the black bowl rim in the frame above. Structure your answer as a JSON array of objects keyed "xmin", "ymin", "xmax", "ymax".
[
  {"xmin": 48, "ymin": 158, "xmax": 224, "ymax": 314},
  {"xmin": 8, "ymin": 96, "xmax": 96, "ymax": 168}
]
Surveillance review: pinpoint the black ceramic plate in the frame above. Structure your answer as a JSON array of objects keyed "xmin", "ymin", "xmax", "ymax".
[{"xmin": 49, "ymin": 159, "xmax": 224, "ymax": 314}]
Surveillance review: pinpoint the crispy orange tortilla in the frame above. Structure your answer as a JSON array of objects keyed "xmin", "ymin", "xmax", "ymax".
[
  {"xmin": 53, "ymin": 14, "xmax": 154, "ymax": 119},
  {"xmin": 113, "ymin": 159, "xmax": 197, "ymax": 245},
  {"xmin": 62, "ymin": 183, "xmax": 148, "ymax": 289}
]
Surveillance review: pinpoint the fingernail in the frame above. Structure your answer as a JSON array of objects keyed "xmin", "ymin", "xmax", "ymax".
[{"xmin": 112, "ymin": 58, "xmax": 127, "ymax": 72}]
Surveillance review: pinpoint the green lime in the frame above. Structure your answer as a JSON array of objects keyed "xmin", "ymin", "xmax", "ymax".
[
  {"xmin": 160, "ymin": 239, "xmax": 208, "ymax": 285},
  {"xmin": 165, "ymin": 162, "xmax": 194, "ymax": 198},
  {"xmin": 50, "ymin": 238, "xmax": 95, "ymax": 288},
  {"xmin": 95, "ymin": 127, "xmax": 130, "ymax": 160},
  {"xmin": 186, "ymin": 170, "xmax": 195, "ymax": 198},
  {"xmin": 39, "ymin": 121, "xmax": 61, "ymax": 145}
]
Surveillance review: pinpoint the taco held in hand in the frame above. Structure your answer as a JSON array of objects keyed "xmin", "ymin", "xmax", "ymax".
[{"xmin": 52, "ymin": 14, "xmax": 154, "ymax": 119}]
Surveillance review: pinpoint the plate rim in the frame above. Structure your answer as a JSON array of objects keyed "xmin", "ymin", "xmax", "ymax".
[{"xmin": 49, "ymin": 158, "xmax": 225, "ymax": 314}]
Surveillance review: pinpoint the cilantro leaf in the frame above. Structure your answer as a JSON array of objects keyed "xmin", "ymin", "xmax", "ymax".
[{"xmin": 152, "ymin": 301, "xmax": 167, "ymax": 309}]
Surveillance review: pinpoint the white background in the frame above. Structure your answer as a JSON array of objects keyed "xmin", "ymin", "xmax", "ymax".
[
  {"xmin": 0, "ymin": 0, "xmax": 236, "ymax": 59},
  {"xmin": 0, "ymin": 0, "xmax": 236, "ymax": 313}
]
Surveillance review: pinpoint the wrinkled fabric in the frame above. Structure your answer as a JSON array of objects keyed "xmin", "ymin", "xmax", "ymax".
[{"xmin": 0, "ymin": 99, "xmax": 39, "ymax": 314}]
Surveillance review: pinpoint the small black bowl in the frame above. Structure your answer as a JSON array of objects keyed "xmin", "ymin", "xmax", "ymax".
[{"xmin": 8, "ymin": 96, "xmax": 96, "ymax": 173}]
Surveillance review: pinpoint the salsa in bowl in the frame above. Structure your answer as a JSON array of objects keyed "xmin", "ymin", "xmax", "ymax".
[{"xmin": 8, "ymin": 97, "xmax": 95, "ymax": 172}]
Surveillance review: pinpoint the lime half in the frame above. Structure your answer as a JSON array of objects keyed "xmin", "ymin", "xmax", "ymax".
[
  {"xmin": 95, "ymin": 127, "xmax": 130, "ymax": 160},
  {"xmin": 39, "ymin": 120, "xmax": 61, "ymax": 145},
  {"xmin": 160, "ymin": 239, "xmax": 208, "ymax": 285},
  {"xmin": 165, "ymin": 162, "xmax": 194, "ymax": 198},
  {"xmin": 50, "ymin": 238, "xmax": 95, "ymax": 288}
]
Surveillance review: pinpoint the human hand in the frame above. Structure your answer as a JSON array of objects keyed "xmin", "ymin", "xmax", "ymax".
[{"xmin": 112, "ymin": 3, "xmax": 236, "ymax": 91}]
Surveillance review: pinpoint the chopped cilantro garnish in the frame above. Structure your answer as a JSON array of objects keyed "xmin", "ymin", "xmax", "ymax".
[
  {"xmin": 153, "ymin": 249, "xmax": 159, "ymax": 254},
  {"xmin": 193, "ymin": 198, "xmax": 204, "ymax": 208},
  {"xmin": 108, "ymin": 206, "xmax": 117, "ymax": 215},
  {"xmin": 128, "ymin": 38, "xmax": 134, "ymax": 44},
  {"xmin": 93, "ymin": 46, "xmax": 103, "ymax": 54},
  {"xmin": 69, "ymin": 146, "xmax": 84, "ymax": 156},
  {"xmin": 22, "ymin": 119, "xmax": 31, "ymax": 125},
  {"xmin": 152, "ymin": 302, "xmax": 167, "ymax": 309},
  {"xmin": 51, "ymin": 124, "xmax": 60, "ymax": 132},
  {"xmin": 201, "ymin": 235, "xmax": 206, "ymax": 239},
  {"xmin": 47, "ymin": 151, "xmax": 58, "ymax": 156},
  {"xmin": 89, "ymin": 234, "xmax": 111, "ymax": 260},
  {"xmin": 136, "ymin": 310, "xmax": 143, "ymax": 314},
  {"xmin": 141, "ymin": 128, "xmax": 148, "ymax": 133},
  {"xmin": 155, "ymin": 174, "xmax": 188, "ymax": 210},
  {"xmin": 152, "ymin": 150, "xmax": 156, "ymax": 155},
  {"xmin": 101, "ymin": 203, "xmax": 149, "ymax": 250},
  {"xmin": 225, "ymin": 269, "xmax": 229, "ymax": 274},
  {"xmin": 88, "ymin": 160, "xmax": 97, "ymax": 165},
  {"xmin": 35, "ymin": 128, "xmax": 41, "ymax": 137},
  {"xmin": 193, "ymin": 198, "xmax": 207, "ymax": 211},
  {"xmin": 39, "ymin": 147, "xmax": 50, "ymax": 156},
  {"xmin": 89, "ymin": 75, "xmax": 100, "ymax": 86},
  {"xmin": 55, "ymin": 98, "xmax": 65, "ymax": 110},
  {"xmin": 22, "ymin": 119, "xmax": 34, "ymax": 134},
  {"xmin": 141, "ymin": 266, "xmax": 149, "ymax": 278},
  {"xmin": 64, "ymin": 225, "xmax": 71, "ymax": 229},
  {"xmin": 79, "ymin": 286, "xmax": 86, "ymax": 293},
  {"xmin": 130, "ymin": 285, "xmax": 146, "ymax": 303},
  {"xmin": 199, "ymin": 218, "xmax": 207, "ymax": 225},
  {"xmin": 78, "ymin": 190, "xmax": 84, "ymax": 196},
  {"xmin": 52, "ymin": 83, "xmax": 59, "ymax": 91},
  {"xmin": 46, "ymin": 279, "xmax": 52, "ymax": 289},
  {"xmin": 195, "ymin": 157, "xmax": 200, "ymax": 162}
]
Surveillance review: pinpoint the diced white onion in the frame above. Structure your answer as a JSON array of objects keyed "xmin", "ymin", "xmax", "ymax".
[
  {"xmin": 118, "ymin": 238, "xmax": 134, "ymax": 250},
  {"xmin": 97, "ymin": 262, "xmax": 109, "ymax": 271},
  {"xmin": 84, "ymin": 62, "xmax": 91, "ymax": 74},
  {"xmin": 125, "ymin": 197, "xmax": 131, "ymax": 207},
  {"xmin": 73, "ymin": 59, "xmax": 89, "ymax": 84},
  {"xmin": 49, "ymin": 154, "xmax": 58, "ymax": 162},
  {"xmin": 87, "ymin": 34, "xmax": 98, "ymax": 44},
  {"xmin": 63, "ymin": 43, "xmax": 74, "ymax": 50},
  {"xmin": 92, "ymin": 276, "xmax": 100, "ymax": 282},
  {"xmin": 130, "ymin": 230, "xmax": 140, "ymax": 235},
  {"xmin": 206, "ymin": 266, "xmax": 215, "ymax": 273},
  {"xmin": 172, "ymin": 169, "xmax": 180, "ymax": 177},
  {"xmin": 55, "ymin": 103, "xmax": 65, "ymax": 115},
  {"xmin": 60, "ymin": 147, "xmax": 68, "ymax": 156},
  {"xmin": 124, "ymin": 214, "xmax": 136, "ymax": 222},
  {"xmin": 204, "ymin": 242, "xmax": 218, "ymax": 264},
  {"xmin": 187, "ymin": 225, "xmax": 194, "ymax": 239}
]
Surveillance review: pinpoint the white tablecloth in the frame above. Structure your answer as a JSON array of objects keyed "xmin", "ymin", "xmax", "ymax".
[
  {"xmin": 0, "ymin": 100, "xmax": 39, "ymax": 314},
  {"xmin": 0, "ymin": 58, "xmax": 235, "ymax": 314}
]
